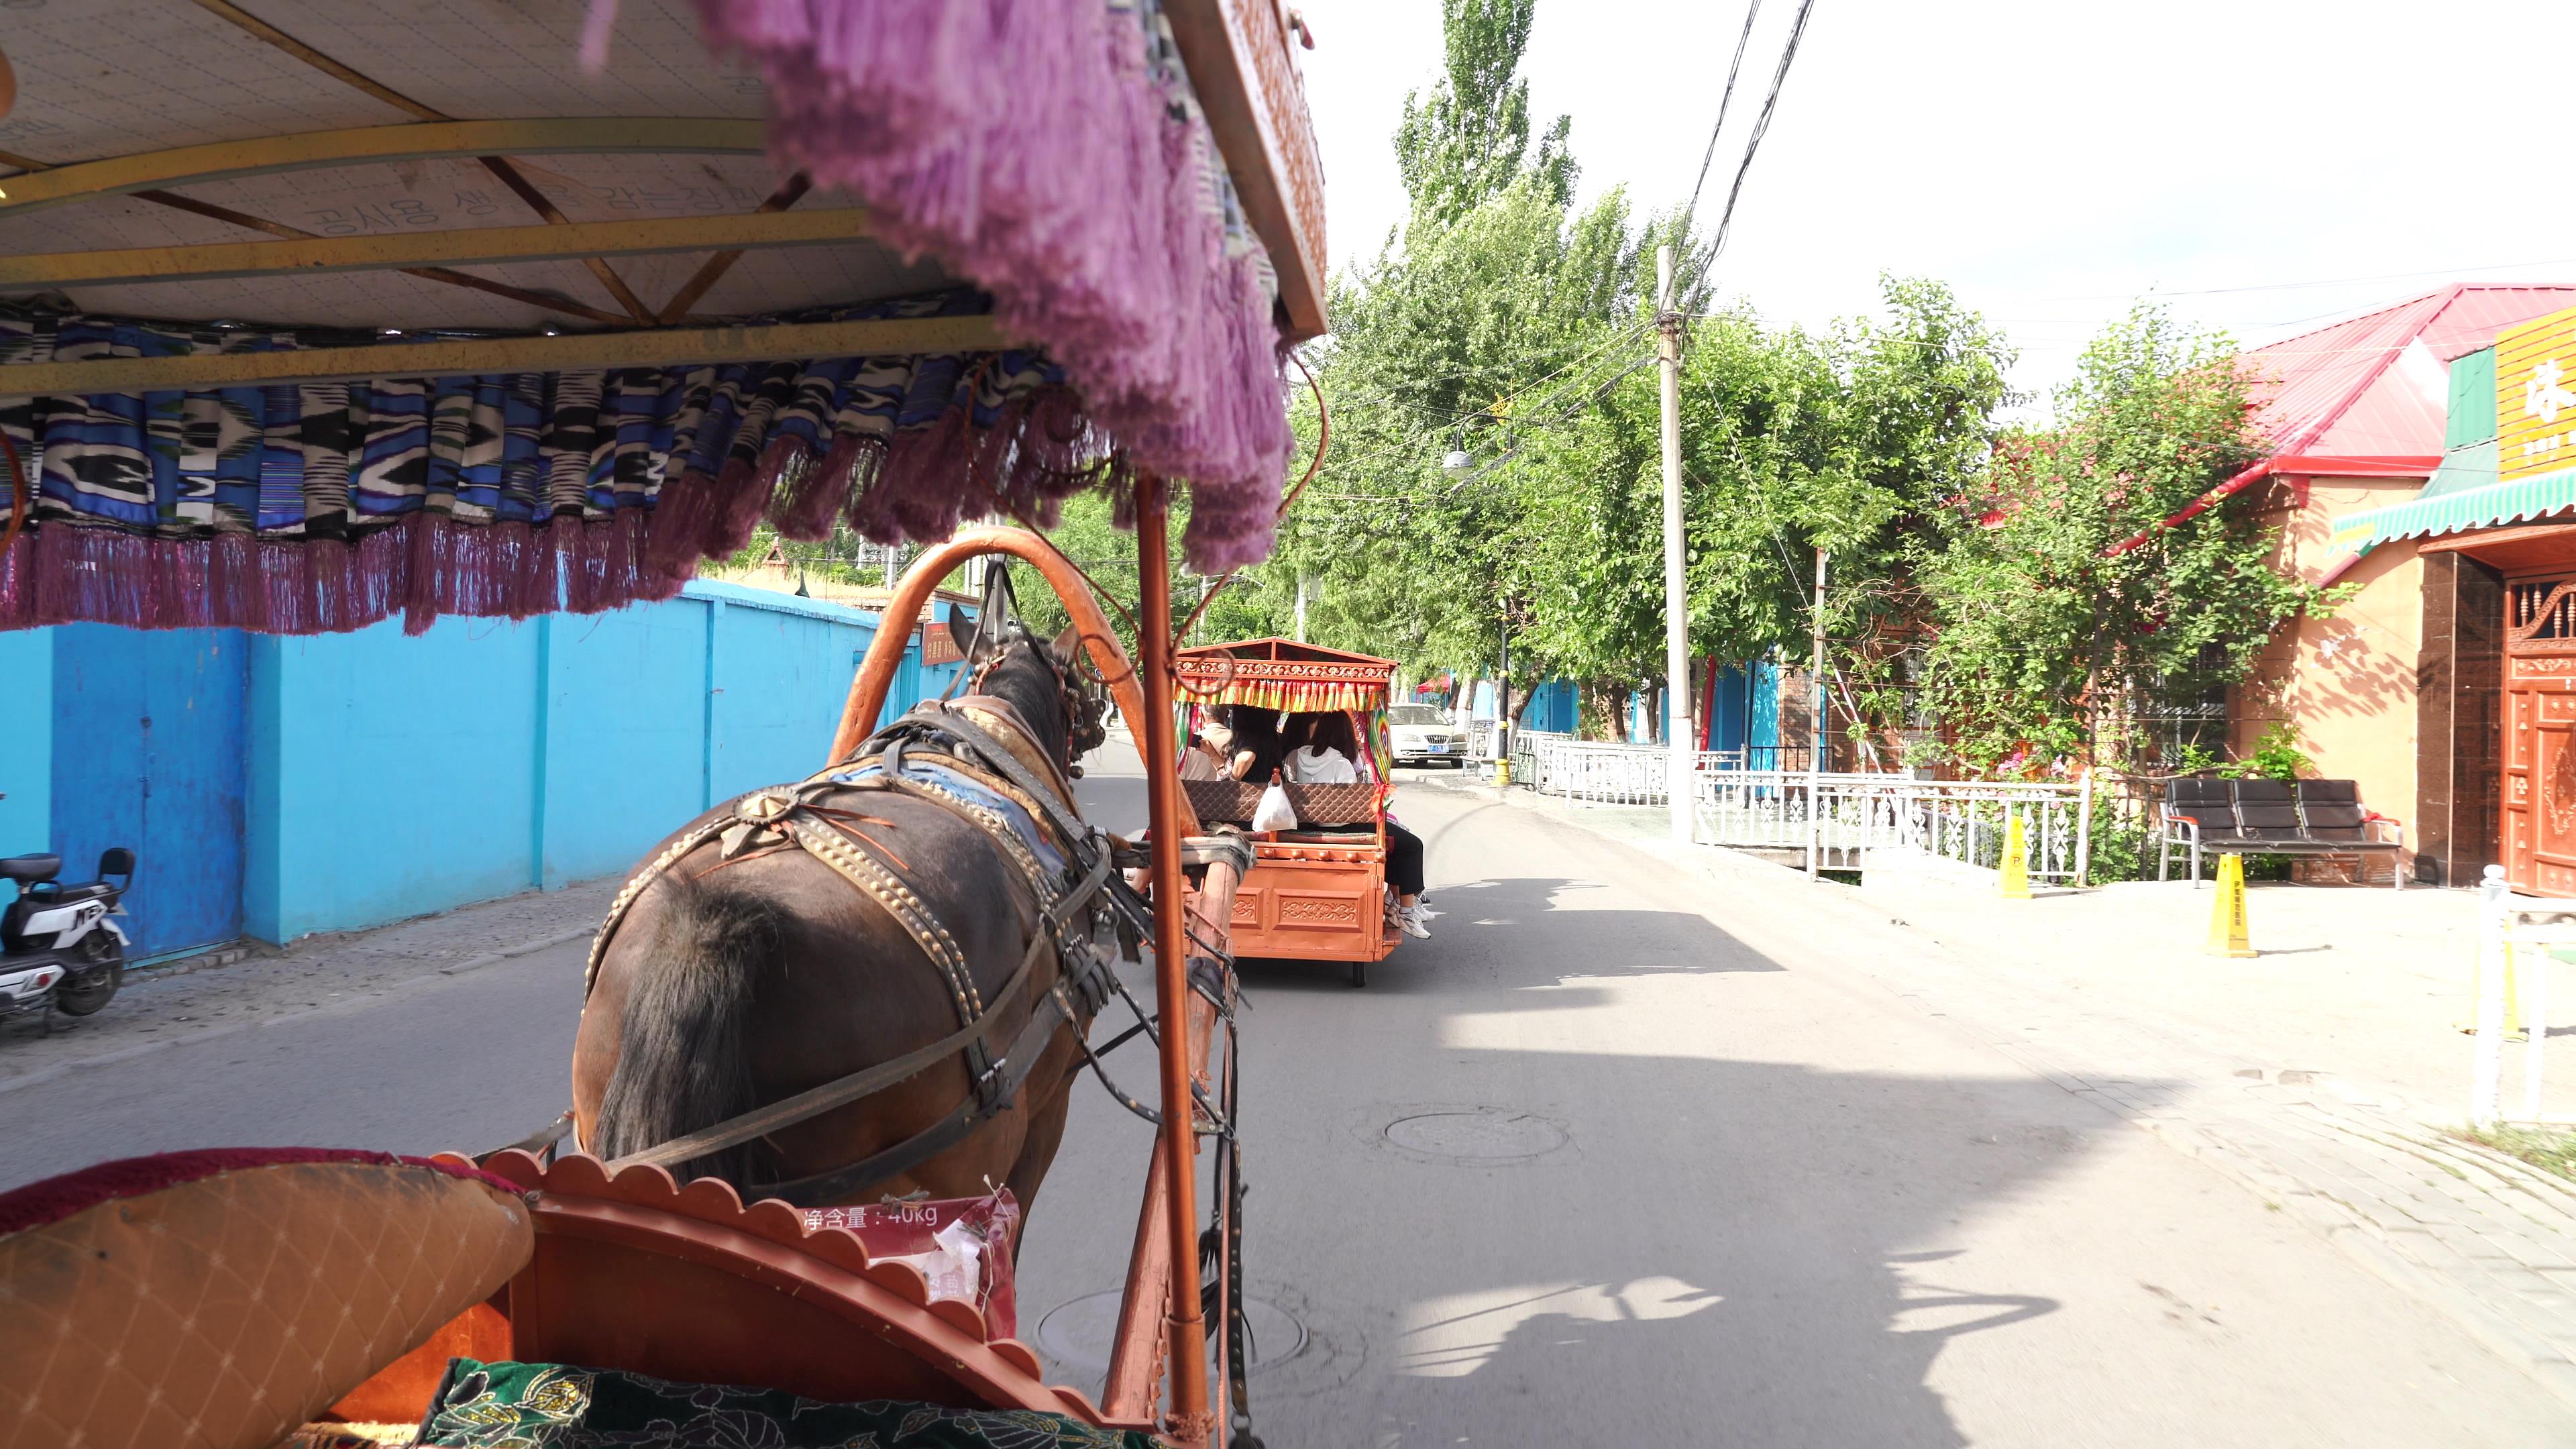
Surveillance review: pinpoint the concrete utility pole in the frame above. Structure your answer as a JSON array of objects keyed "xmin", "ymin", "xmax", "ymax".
[
  {"xmin": 1806, "ymin": 547, "xmax": 1828, "ymax": 877},
  {"xmin": 1656, "ymin": 245, "xmax": 1694, "ymax": 842},
  {"xmin": 1294, "ymin": 572, "xmax": 1310, "ymax": 643},
  {"xmin": 1811, "ymin": 547, "xmax": 1829, "ymax": 762}
]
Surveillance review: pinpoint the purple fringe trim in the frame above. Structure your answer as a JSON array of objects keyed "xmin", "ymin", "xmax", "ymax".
[
  {"xmin": 695, "ymin": 0, "xmax": 1293, "ymax": 570},
  {"xmin": 0, "ymin": 512, "xmax": 667, "ymax": 637}
]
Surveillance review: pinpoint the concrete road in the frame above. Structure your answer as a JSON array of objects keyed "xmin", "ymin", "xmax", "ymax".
[{"xmin": 9, "ymin": 747, "xmax": 2572, "ymax": 1446}]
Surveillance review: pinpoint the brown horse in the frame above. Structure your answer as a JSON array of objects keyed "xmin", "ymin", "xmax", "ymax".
[{"xmin": 572, "ymin": 610, "xmax": 1114, "ymax": 1220}]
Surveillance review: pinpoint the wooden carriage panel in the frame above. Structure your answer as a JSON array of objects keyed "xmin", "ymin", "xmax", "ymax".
[
  {"xmin": 1228, "ymin": 850, "xmax": 1395, "ymax": 963},
  {"xmin": 506, "ymin": 1226, "xmax": 967, "ymax": 1407}
]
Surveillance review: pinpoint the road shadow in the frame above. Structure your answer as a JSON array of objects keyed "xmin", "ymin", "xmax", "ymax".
[
  {"xmin": 1236, "ymin": 875, "xmax": 1788, "ymax": 1002},
  {"xmin": 1236, "ymin": 1044, "xmax": 2113, "ymax": 1448}
]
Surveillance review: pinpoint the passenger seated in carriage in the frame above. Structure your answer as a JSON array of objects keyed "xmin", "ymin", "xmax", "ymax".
[
  {"xmin": 1187, "ymin": 704, "xmax": 1287, "ymax": 782},
  {"xmin": 1283, "ymin": 712, "xmax": 1431, "ymax": 939}
]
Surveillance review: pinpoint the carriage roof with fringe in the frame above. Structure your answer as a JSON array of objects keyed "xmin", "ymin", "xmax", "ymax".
[
  {"xmin": 1175, "ymin": 637, "xmax": 1396, "ymax": 714},
  {"xmin": 0, "ymin": 0, "xmax": 1326, "ymax": 637}
]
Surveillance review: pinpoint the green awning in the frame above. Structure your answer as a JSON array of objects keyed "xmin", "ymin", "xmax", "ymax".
[
  {"xmin": 2416, "ymin": 437, "xmax": 2500, "ymax": 501},
  {"xmin": 2328, "ymin": 449, "xmax": 2576, "ymax": 560}
]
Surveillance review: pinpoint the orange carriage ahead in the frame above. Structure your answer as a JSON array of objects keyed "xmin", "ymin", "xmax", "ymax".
[
  {"xmin": 0, "ymin": 1, "xmax": 1328, "ymax": 1446},
  {"xmin": 1174, "ymin": 639, "xmax": 1407, "ymax": 987}
]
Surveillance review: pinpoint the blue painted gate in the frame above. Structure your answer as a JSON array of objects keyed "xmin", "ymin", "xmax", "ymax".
[{"xmin": 51, "ymin": 627, "xmax": 249, "ymax": 959}]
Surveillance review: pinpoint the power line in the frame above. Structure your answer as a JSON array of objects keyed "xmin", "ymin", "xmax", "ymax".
[
  {"xmin": 1677, "ymin": 0, "xmax": 1764, "ymax": 248},
  {"xmin": 1709, "ymin": 0, "xmax": 1819, "ymax": 264}
]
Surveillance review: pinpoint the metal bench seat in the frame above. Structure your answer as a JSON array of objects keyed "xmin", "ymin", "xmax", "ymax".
[{"xmin": 2154, "ymin": 778, "xmax": 2404, "ymax": 890}]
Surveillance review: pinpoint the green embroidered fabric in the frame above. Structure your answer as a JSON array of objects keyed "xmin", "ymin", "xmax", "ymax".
[{"xmin": 415, "ymin": 1358, "xmax": 1160, "ymax": 1449}]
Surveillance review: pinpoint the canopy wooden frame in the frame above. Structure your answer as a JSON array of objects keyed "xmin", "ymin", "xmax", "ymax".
[{"xmin": 832, "ymin": 506, "xmax": 1219, "ymax": 1442}]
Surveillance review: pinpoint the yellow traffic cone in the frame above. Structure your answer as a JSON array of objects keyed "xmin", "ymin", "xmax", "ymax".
[
  {"xmin": 2204, "ymin": 853, "xmax": 2255, "ymax": 958},
  {"xmin": 1998, "ymin": 813, "xmax": 2033, "ymax": 900}
]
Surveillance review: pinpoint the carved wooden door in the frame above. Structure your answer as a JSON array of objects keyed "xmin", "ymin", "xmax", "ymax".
[{"xmin": 2504, "ymin": 573, "xmax": 2576, "ymax": 896}]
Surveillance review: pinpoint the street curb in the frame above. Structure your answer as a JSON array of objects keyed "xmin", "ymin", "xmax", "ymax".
[
  {"xmin": 437, "ymin": 926, "xmax": 598, "ymax": 976},
  {"xmin": 0, "ymin": 922, "xmax": 599, "ymax": 1099}
]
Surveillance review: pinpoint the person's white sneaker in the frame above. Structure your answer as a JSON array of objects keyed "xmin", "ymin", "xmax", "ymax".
[{"xmin": 1399, "ymin": 907, "xmax": 1432, "ymax": 940}]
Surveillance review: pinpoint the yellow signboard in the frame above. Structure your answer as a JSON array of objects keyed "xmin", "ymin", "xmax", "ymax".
[{"xmin": 2500, "ymin": 305, "xmax": 2576, "ymax": 484}]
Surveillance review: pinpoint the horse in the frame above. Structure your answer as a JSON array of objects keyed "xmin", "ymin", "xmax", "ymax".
[{"xmin": 570, "ymin": 600, "xmax": 1116, "ymax": 1224}]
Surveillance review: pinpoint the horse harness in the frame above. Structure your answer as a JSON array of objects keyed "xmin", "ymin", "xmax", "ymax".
[{"xmin": 576, "ymin": 694, "xmax": 1137, "ymax": 1206}]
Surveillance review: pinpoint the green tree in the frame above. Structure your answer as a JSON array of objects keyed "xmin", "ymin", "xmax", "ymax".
[
  {"xmin": 1909, "ymin": 305, "xmax": 2332, "ymax": 773},
  {"xmin": 1393, "ymin": 0, "xmax": 1575, "ymax": 229}
]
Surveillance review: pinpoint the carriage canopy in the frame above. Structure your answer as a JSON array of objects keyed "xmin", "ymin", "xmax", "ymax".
[
  {"xmin": 0, "ymin": 0, "xmax": 1326, "ymax": 636},
  {"xmin": 1173, "ymin": 637, "xmax": 1395, "ymax": 714}
]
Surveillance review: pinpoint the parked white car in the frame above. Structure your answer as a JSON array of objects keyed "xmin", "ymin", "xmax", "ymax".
[{"xmin": 1387, "ymin": 703, "xmax": 1470, "ymax": 766}]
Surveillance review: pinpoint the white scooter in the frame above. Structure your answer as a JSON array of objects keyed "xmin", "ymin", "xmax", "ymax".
[{"xmin": 0, "ymin": 847, "xmax": 135, "ymax": 1021}]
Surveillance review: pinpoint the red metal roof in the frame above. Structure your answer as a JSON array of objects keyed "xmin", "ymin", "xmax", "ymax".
[{"xmin": 2245, "ymin": 285, "xmax": 2576, "ymax": 462}]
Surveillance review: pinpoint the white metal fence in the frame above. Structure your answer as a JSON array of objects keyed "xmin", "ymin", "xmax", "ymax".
[
  {"xmin": 1505, "ymin": 735, "xmax": 2092, "ymax": 881},
  {"xmin": 1691, "ymin": 771, "xmax": 2092, "ymax": 881}
]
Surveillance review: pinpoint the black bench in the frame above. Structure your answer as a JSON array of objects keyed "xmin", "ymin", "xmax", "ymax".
[{"xmin": 2154, "ymin": 777, "xmax": 2404, "ymax": 890}]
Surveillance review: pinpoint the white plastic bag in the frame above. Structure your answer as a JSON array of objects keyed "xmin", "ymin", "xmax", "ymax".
[{"xmin": 1252, "ymin": 778, "xmax": 1299, "ymax": 833}]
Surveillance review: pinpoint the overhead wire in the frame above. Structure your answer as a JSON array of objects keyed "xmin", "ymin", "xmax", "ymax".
[
  {"xmin": 1707, "ymin": 0, "xmax": 1819, "ymax": 264},
  {"xmin": 1676, "ymin": 0, "xmax": 1765, "ymax": 249}
]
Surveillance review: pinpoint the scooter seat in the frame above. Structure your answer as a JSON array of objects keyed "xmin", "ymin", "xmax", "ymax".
[{"xmin": 0, "ymin": 854, "xmax": 60, "ymax": 885}]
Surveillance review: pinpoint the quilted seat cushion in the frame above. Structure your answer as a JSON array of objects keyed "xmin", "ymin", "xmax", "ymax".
[{"xmin": 0, "ymin": 1148, "xmax": 533, "ymax": 1449}]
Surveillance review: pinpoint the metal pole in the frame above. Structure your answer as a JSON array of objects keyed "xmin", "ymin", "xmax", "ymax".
[
  {"xmin": 1495, "ymin": 616, "xmax": 1514, "ymax": 786},
  {"xmin": 1807, "ymin": 547, "xmax": 1827, "ymax": 876},
  {"xmin": 2474, "ymin": 865, "xmax": 2509, "ymax": 1128},
  {"xmin": 2074, "ymin": 771, "xmax": 2094, "ymax": 886},
  {"xmin": 1656, "ymin": 244, "xmax": 1693, "ymax": 842},
  {"xmin": 1132, "ymin": 472, "xmax": 1212, "ymax": 1442},
  {"xmin": 2525, "ymin": 924, "xmax": 2551, "ymax": 1123}
]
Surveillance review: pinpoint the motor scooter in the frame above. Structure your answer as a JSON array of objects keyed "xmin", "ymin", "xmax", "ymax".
[{"xmin": 0, "ymin": 848, "xmax": 136, "ymax": 1021}]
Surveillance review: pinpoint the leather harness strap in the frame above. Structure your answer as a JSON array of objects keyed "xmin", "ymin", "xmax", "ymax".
[
  {"xmin": 608, "ymin": 839, "xmax": 1114, "ymax": 1181},
  {"xmin": 578, "ymin": 686, "xmax": 1125, "ymax": 1204}
]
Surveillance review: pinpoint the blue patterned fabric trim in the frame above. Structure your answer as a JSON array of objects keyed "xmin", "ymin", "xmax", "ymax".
[{"xmin": 0, "ymin": 289, "xmax": 1066, "ymax": 543}]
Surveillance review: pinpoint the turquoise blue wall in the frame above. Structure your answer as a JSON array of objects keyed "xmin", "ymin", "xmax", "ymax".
[
  {"xmin": 28, "ymin": 580, "xmax": 963, "ymax": 949},
  {"xmin": 1522, "ymin": 679, "xmax": 1575, "ymax": 734},
  {"xmin": 244, "ymin": 580, "xmax": 961, "ymax": 941},
  {"xmin": 0, "ymin": 629, "xmax": 52, "ymax": 859}
]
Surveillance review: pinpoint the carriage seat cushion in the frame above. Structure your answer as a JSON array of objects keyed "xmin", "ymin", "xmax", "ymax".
[
  {"xmin": 0, "ymin": 1148, "xmax": 533, "ymax": 1449},
  {"xmin": 419, "ymin": 1357, "xmax": 1160, "ymax": 1449}
]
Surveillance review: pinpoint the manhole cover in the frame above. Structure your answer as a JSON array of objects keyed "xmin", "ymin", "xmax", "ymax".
[
  {"xmin": 1383, "ymin": 1108, "xmax": 1568, "ymax": 1163},
  {"xmin": 1034, "ymin": 1291, "xmax": 1306, "ymax": 1377}
]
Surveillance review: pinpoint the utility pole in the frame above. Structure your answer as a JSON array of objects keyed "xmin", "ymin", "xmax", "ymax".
[
  {"xmin": 1807, "ymin": 547, "xmax": 1828, "ymax": 877},
  {"xmin": 1294, "ymin": 572, "xmax": 1310, "ymax": 643},
  {"xmin": 1811, "ymin": 547, "xmax": 1829, "ymax": 761},
  {"xmin": 1656, "ymin": 245, "xmax": 1695, "ymax": 842}
]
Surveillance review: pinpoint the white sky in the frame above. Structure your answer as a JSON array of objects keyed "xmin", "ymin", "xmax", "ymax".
[{"xmin": 1293, "ymin": 0, "xmax": 2576, "ymax": 401}]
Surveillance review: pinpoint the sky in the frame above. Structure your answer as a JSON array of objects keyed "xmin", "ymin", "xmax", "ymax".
[{"xmin": 1291, "ymin": 0, "xmax": 2576, "ymax": 403}]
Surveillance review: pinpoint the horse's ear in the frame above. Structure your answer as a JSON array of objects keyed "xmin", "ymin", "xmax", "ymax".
[
  {"xmin": 945, "ymin": 604, "xmax": 982, "ymax": 663},
  {"xmin": 1051, "ymin": 623, "xmax": 1081, "ymax": 662}
]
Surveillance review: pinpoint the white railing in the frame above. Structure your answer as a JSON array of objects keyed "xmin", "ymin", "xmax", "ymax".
[
  {"xmin": 1520, "ymin": 737, "xmax": 1731, "ymax": 804},
  {"xmin": 1692, "ymin": 769, "xmax": 2092, "ymax": 881},
  {"xmin": 1510, "ymin": 735, "xmax": 2094, "ymax": 881}
]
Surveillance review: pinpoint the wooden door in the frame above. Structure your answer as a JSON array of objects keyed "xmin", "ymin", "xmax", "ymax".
[{"xmin": 2504, "ymin": 574, "xmax": 2576, "ymax": 896}]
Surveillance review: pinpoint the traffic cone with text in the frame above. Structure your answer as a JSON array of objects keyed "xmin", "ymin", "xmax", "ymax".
[
  {"xmin": 2204, "ymin": 853, "xmax": 2256, "ymax": 958},
  {"xmin": 1998, "ymin": 812, "xmax": 2033, "ymax": 899}
]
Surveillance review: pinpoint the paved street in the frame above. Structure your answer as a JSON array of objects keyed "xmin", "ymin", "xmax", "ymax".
[{"xmin": 7, "ymin": 747, "xmax": 2574, "ymax": 1445}]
